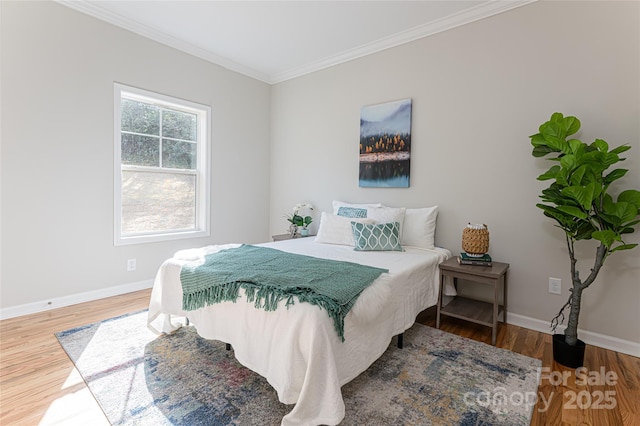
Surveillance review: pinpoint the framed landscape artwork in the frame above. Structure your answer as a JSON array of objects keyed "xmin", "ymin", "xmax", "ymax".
[{"xmin": 359, "ymin": 98, "xmax": 412, "ymax": 188}]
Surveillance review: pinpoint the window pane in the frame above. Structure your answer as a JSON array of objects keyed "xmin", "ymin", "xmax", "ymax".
[
  {"xmin": 121, "ymin": 134, "xmax": 160, "ymax": 167},
  {"xmin": 162, "ymin": 139, "xmax": 196, "ymax": 169},
  {"xmin": 121, "ymin": 99, "xmax": 159, "ymax": 135},
  {"xmin": 162, "ymin": 109, "xmax": 197, "ymax": 141},
  {"xmin": 121, "ymin": 171, "xmax": 196, "ymax": 234}
]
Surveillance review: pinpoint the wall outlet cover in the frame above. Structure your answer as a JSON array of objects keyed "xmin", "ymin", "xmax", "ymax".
[{"xmin": 549, "ymin": 277, "xmax": 561, "ymax": 294}]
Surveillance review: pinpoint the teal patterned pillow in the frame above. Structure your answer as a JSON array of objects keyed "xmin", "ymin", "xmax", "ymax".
[
  {"xmin": 337, "ymin": 206, "xmax": 368, "ymax": 218},
  {"xmin": 351, "ymin": 221, "xmax": 404, "ymax": 251}
]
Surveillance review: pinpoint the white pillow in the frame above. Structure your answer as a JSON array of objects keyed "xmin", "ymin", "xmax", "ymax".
[
  {"xmin": 315, "ymin": 212, "xmax": 375, "ymax": 246},
  {"xmin": 400, "ymin": 206, "xmax": 438, "ymax": 249},
  {"xmin": 332, "ymin": 200, "xmax": 382, "ymax": 215},
  {"xmin": 366, "ymin": 206, "xmax": 406, "ymax": 237}
]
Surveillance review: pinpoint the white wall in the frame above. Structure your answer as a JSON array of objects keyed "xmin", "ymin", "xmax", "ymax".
[
  {"xmin": 1, "ymin": 1, "xmax": 638, "ymax": 349},
  {"xmin": 0, "ymin": 1, "xmax": 271, "ymax": 309},
  {"xmin": 270, "ymin": 1, "xmax": 640, "ymax": 344}
]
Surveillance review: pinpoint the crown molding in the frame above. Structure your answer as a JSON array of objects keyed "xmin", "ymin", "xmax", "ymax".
[
  {"xmin": 56, "ymin": 0, "xmax": 536, "ymax": 85},
  {"xmin": 270, "ymin": 0, "xmax": 537, "ymax": 83}
]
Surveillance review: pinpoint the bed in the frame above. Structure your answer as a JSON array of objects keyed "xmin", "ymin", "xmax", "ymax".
[{"xmin": 147, "ymin": 204, "xmax": 452, "ymax": 426}]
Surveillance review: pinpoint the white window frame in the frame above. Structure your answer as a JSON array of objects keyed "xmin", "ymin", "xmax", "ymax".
[{"xmin": 114, "ymin": 83, "xmax": 211, "ymax": 246}]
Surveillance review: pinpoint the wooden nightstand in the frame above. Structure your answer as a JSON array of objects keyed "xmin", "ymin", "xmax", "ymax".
[
  {"xmin": 436, "ymin": 256, "xmax": 509, "ymax": 345},
  {"xmin": 271, "ymin": 233, "xmax": 310, "ymax": 242}
]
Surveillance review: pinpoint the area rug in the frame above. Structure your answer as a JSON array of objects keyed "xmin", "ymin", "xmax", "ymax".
[{"xmin": 56, "ymin": 310, "xmax": 541, "ymax": 425}]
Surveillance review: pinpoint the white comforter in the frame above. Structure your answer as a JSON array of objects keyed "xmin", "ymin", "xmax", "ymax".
[{"xmin": 147, "ymin": 238, "xmax": 451, "ymax": 425}]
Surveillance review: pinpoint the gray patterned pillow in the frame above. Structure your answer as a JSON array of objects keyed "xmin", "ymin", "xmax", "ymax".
[
  {"xmin": 337, "ymin": 206, "xmax": 368, "ymax": 218},
  {"xmin": 351, "ymin": 221, "xmax": 404, "ymax": 251}
]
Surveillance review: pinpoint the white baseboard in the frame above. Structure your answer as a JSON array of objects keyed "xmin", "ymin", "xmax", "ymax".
[
  {"xmin": 0, "ymin": 279, "xmax": 154, "ymax": 320},
  {"xmin": 507, "ymin": 312, "xmax": 640, "ymax": 358},
  {"xmin": 3, "ymin": 284, "xmax": 638, "ymax": 358}
]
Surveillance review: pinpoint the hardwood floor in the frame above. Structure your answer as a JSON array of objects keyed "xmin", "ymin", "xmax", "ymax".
[
  {"xmin": 416, "ymin": 310, "xmax": 640, "ymax": 426},
  {"xmin": 1, "ymin": 289, "xmax": 638, "ymax": 425},
  {"xmin": 0, "ymin": 291, "xmax": 150, "ymax": 425}
]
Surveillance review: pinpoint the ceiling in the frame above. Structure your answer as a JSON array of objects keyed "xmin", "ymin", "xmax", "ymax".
[{"xmin": 59, "ymin": 0, "xmax": 535, "ymax": 84}]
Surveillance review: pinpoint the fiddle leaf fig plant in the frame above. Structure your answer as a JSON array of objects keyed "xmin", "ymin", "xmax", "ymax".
[{"xmin": 530, "ymin": 112, "xmax": 640, "ymax": 346}]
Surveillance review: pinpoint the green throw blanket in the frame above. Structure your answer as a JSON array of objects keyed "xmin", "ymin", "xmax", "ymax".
[{"xmin": 180, "ymin": 244, "xmax": 388, "ymax": 341}]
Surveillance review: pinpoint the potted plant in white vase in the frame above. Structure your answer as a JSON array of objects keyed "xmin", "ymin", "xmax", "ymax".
[
  {"xmin": 530, "ymin": 112, "xmax": 640, "ymax": 368},
  {"xmin": 286, "ymin": 203, "xmax": 314, "ymax": 237}
]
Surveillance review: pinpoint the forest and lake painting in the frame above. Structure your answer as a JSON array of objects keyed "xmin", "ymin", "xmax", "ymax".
[{"xmin": 359, "ymin": 98, "xmax": 412, "ymax": 187}]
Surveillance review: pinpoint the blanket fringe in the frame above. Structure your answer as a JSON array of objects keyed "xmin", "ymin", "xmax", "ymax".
[{"xmin": 183, "ymin": 281, "xmax": 346, "ymax": 341}]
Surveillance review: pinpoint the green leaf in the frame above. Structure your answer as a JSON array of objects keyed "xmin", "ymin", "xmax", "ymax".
[
  {"xmin": 544, "ymin": 137, "xmax": 568, "ymax": 153},
  {"xmin": 603, "ymin": 168, "xmax": 628, "ymax": 185},
  {"xmin": 540, "ymin": 185, "xmax": 577, "ymax": 205},
  {"xmin": 541, "ymin": 122, "xmax": 560, "ymax": 139},
  {"xmin": 560, "ymin": 154, "xmax": 576, "ymax": 170},
  {"xmin": 581, "ymin": 150, "xmax": 615, "ymax": 175},
  {"xmin": 550, "ymin": 112, "xmax": 565, "ymax": 123},
  {"xmin": 537, "ymin": 204, "xmax": 574, "ymax": 228},
  {"xmin": 556, "ymin": 167, "xmax": 570, "ymax": 186},
  {"xmin": 570, "ymin": 165, "xmax": 587, "ymax": 186},
  {"xmin": 618, "ymin": 202, "xmax": 639, "ymax": 224},
  {"xmin": 564, "ymin": 116, "xmax": 581, "ymax": 136},
  {"xmin": 592, "ymin": 230, "xmax": 617, "ymax": 247},
  {"xmin": 623, "ymin": 219, "xmax": 640, "ymax": 227},
  {"xmin": 575, "ymin": 221, "xmax": 596, "ymax": 240},
  {"xmin": 602, "ymin": 193, "xmax": 615, "ymax": 211},
  {"xmin": 541, "ymin": 123, "xmax": 569, "ymax": 152},
  {"xmin": 530, "ymin": 133, "xmax": 546, "ymax": 146},
  {"xmin": 593, "ymin": 138, "xmax": 609, "ymax": 152},
  {"xmin": 537, "ymin": 165, "xmax": 560, "ymax": 181},
  {"xmin": 557, "ymin": 205, "xmax": 588, "ymax": 220},
  {"xmin": 610, "ymin": 243, "xmax": 638, "ymax": 253},
  {"xmin": 620, "ymin": 223, "xmax": 639, "ymax": 234},
  {"xmin": 610, "ymin": 144, "xmax": 631, "ymax": 155},
  {"xmin": 618, "ymin": 190, "xmax": 640, "ymax": 208},
  {"xmin": 603, "ymin": 152, "xmax": 620, "ymax": 167},
  {"xmin": 568, "ymin": 139, "xmax": 584, "ymax": 154},
  {"xmin": 604, "ymin": 201, "xmax": 638, "ymax": 224},
  {"xmin": 582, "ymin": 150, "xmax": 603, "ymax": 164},
  {"xmin": 562, "ymin": 184, "xmax": 595, "ymax": 210},
  {"xmin": 532, "ymin": 145, "xmax": 557, "ymax": 157},
  {"xmin": 599, "ymin": 212, "xmax": 623, "ymax": 227}
]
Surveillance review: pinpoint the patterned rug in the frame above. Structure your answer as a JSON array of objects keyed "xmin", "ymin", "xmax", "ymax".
[{"xmin": 55, "ymin": 310, "xmax": 541, "ymax": 425}]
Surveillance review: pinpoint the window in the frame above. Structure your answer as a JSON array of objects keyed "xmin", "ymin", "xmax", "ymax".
[{"xmin": 114, "ymin": 84, "xmax": 210, "ymax": 245}]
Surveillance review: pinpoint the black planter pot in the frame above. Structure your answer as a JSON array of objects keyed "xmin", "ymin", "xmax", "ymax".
[{"xmin": 552, "ymin": 333, "xmax": 586, "ymax": 368}]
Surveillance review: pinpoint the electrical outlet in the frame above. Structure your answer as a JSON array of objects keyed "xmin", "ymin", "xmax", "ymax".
[
  {"xmin": 549, "ymin": 277, "xmax": 562, "ymax": 294},
  {"xmin": 127, "ymin": 259, "xmax": 136, "ymax": 272}
]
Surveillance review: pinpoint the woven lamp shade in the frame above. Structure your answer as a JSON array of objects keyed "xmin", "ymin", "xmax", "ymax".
[{"xmin": 462, "ymin": 224, "xmax": 490, "ymax": 255}]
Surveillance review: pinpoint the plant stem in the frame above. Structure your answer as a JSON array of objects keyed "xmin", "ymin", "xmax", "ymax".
[
  {"xmin": 565, "ymin": 286, "xmax": 583, "ymax": 346},
  {"xmin": 563, "ymin": 242, "xmax": 607, "ymax": 346}
]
